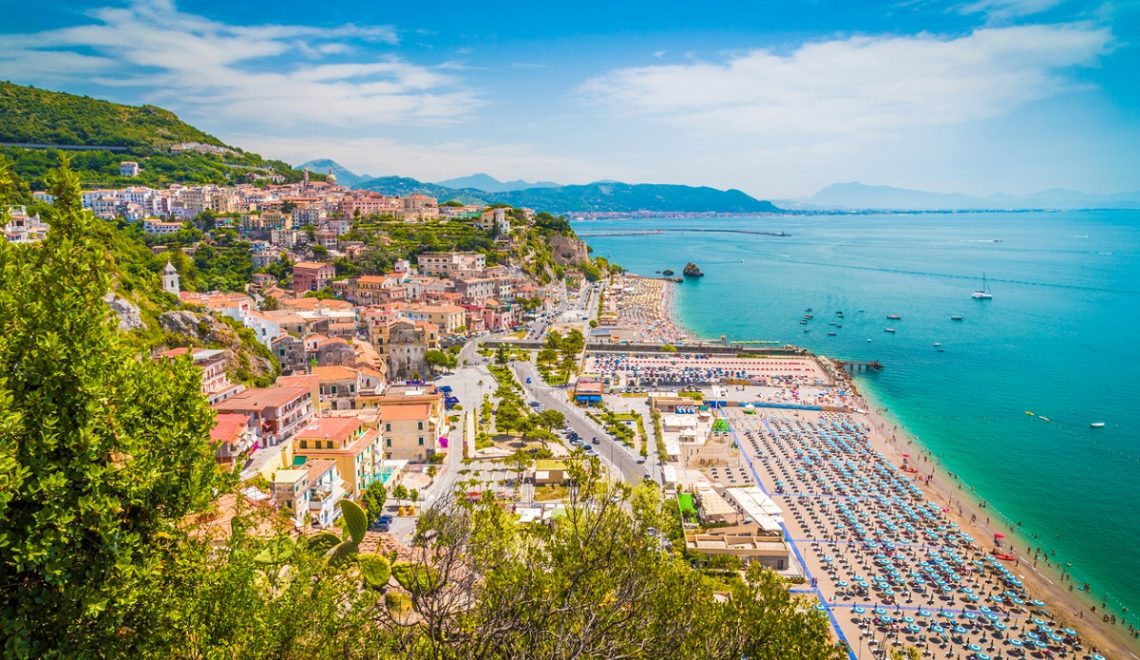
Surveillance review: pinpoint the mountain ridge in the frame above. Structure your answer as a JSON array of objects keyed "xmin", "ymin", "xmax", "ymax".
[
  {"xmin": 435, "ymin": 172, "xmax": 560, "ymax": 193},
  {"xmin": 807, "ymin": 181, "xmax": 1140, "ymax": 211}
]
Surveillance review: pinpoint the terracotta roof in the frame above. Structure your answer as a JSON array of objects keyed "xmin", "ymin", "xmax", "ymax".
[
  {"xmin": 305, "ymin": 458, "xmax": 338, "ymax": 482},
  {"xmin": 210, "ymin": 413, "xmax": 251, "ymax": 442},
  {"xmin": 380, "ymin": 401, "xmax": 432, "ymax": 421},
  {"xmin": 311, "ymin": 365, "xmax": 358, "ymax": 382},
  {"xmin": 213, "ymin": 385, "xmax": 310, "ymax": 412},
  {"xmin": 293, "ymin": 261, "xmax": 332, "ymax": 271},
  {"xmin": 296, "ymin": 417, "xmax": 361, "ymax": 443}
]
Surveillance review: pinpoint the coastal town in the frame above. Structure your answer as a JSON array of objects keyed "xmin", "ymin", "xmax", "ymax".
[{"xmin": 4, "ymin": 159, "xmax": 1135, "ymax": 659}]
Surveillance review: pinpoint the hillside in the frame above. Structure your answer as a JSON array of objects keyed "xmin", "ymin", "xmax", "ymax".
[
  {"xmin": 0, "ymin": 81, "xmax": 225, "ymax": 148},
  {"xmin": 356, "ymin": 174, "xmax": 779, "ymax": 213},
  {"xmin": 0, "ymin": 82, "xmax": 311, "ymax": 189}
]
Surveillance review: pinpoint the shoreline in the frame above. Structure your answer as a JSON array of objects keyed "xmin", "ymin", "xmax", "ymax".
[
  {"xmin": 850, "ymin": 378, "xmax": 1139, "ymax": 658},
  {"xmin": 627, "ymin": 275, "xmax": 1140, "ymax": 657}
]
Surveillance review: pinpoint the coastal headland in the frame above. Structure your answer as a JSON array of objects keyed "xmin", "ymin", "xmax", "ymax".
[{"xmin": 591, "ymin": 273, "xmax": 1139, "ymax": 659}]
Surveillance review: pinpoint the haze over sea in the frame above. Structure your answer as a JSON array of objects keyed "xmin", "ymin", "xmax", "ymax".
[{"xmin": 576, "ymin": 211, "xmax": 1140, "ymax": 617}]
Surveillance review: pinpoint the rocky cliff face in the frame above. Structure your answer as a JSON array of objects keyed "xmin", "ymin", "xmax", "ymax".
[
  {"xmin": 551, "ymin": 234, "xmax": 589, "ymax": 266},
  {"xmin": 159, "ymin": 310, "xmax": 277, "ymax": 384},
  {"xmin": 104, "ymin": 293, "xmax": 145, "ymax": 332}
]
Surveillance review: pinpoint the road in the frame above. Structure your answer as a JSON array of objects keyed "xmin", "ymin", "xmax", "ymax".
[{"xmin": 510, "ymin": 360, "xmax": 650, "ymax": 484}]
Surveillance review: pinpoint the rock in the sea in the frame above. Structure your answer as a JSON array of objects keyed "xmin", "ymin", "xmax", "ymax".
[
  {"xmin": 682, "ymin": 262, "xmax": 704, "ymax": 277},
  {"xmin": 103, "ymin": 293, "xmax": 145, "ymax": 331}
]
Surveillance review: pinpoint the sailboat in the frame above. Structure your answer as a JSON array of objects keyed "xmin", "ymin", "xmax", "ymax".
[{"xmin": 972, "ymin": 273, "xmax": 993, "ymax": 300}]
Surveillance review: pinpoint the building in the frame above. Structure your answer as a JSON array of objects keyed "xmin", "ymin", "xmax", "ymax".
[
  {"xmin": 3, "ymin": 206, "xmax": 49, "ymax": 243},
  {"xmin": 162, "ymin": 261, "xmax": 180, "ymax": 296},
  {"xmin": 574, "ymin": 380, "xmax": 604, "ymax": 406},
  {"xmin": 213, "ymin": 385, "xmax": 315, "ymax": 447},
  {"xmin": 292, "ymin": 417, "xmax": 383, "ymax": 496},
  {"xmin": 303, "ymin": 459, "xmax": 347, "ymax": 528},
  {"xmin": 143, "ymin": 219, "xmax": 184, "ymax": 234},
  {"xmin": 384, "ymin": 320, "xmax": 437, "ymax": 380},
  {"xmin": 310, "ymin": 365, "xmax": 364, "ymax": 410},
  {"xmin": 404, "ymin": 303, "xmax": 467, "ymax": 335},
  {"xmin": 292, "ymin": 261, "xmax": 335, "ymax": 295},
  {"xmin": 272, "ymin": 468, "xmax": 311, "ymax": 528},
  {"xmin": 359, "ymin": 388, "xmax": 446, "ymax": 462},
  {"xmin": 119, "ymin": 161, "xmax": 140, "ymax": 177},
  {"xmin": 683, "ymin": 526, "xmax": 790, "ymax": 571},
  {"xmin": 157, "ymin": 346, "xmax": 242, "ymax": 404},
  {"xmin": 532, "ymin": 459, "xmax": 568, "ymax": 485},
  {"xmin": 399, "ymin": 194, "xmax": 438, "ymax": 222},
  {"xmin": 416, "ymin": 251, "xmax": 485, "ymax": 279},
  {"xmin": 210, "ymin": 413, "xmax": 258, "ymax": 467}
]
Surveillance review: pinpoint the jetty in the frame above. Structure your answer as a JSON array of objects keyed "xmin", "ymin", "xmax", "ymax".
[{"xmin": 836, "ymin": 359, "xmax": 883, "ymax": 373}]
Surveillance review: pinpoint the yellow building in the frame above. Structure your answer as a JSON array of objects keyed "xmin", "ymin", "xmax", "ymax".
[{"xmin": 293, "ymin": 417, "xmax": 384, "ymax": 497}]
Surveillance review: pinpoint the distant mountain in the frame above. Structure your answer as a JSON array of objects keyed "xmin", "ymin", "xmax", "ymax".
[
  {"xmin": 355, "ymin": 176, "xmax": 778, "ymax": 213},
  {"xmin": 297, "ymin": 159, "xmax": 372, "ymax": 187},
  {"xmin": 435, "ymin": 172, "xmax": 559, "ymax": 193},
  {"xmin": 808, "ymin": 181, "xmax": 1140, "ymax": 211}
]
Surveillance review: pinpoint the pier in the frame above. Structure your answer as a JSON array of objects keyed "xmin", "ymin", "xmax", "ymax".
[{"xmin": 836, "ymin": 359, "xmax": 883, "ymax": 373}]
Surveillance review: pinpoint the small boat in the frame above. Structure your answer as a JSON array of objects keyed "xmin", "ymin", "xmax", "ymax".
[
  {"xmin": 936, "ymin": 348, "xmax": 945, "ymax": 353},
  {"xmin": 803, "ymin": 329, "xmax": 811, "ymax": 334},
  {"xmin": 1039, "ymin": 416, "xmax": 1051, "ymax": 423},
  {"xmin": 827, "ymin": 332, "xmax": 837, "ymax": 337},
  {"xmin": 835, "ymin": 324, "xmax": 842, "ymax": 328},
  {"xmin": 1090, "ymin": 422, "xmax": 1105, "ymax": 429},
  {"xmin": 933, "ymin": 342, "xmax": 942, "ymax": 347},
  {"xmin": 950, "ymin": 315, "xmax": 963, "ymax": 321},
  {"xmin": 973, "ymin": 273, "xmax": 993, "ymax": 300},
  {"xmin": 800, "ymin": 319, "xmax": 808, "ymax": 325},
  {"xmin": 1025, "ymin": 411, "xmax": 1035, "ymax": 416},
  {"xmin": 804, "ymin": 314, "xmax": 814, "ymax": 320},
  {"xmin": 887, "ymin": 314, "xmax": 902, "ymax": 320},
  {"xmin": 866, "ymin": 338, "xmax": 872, "ymax": 342},
  {"xmin": 805, "ymin": 307, "xmax": 813, "ymax": 312},
  {"xmin": 884, "ymin": 328, "xmax": 896, "ymax": 333}
]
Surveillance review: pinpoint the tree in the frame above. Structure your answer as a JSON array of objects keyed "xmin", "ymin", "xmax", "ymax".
[
  {"xmin": 392, "ymin": 484, "xmax": 409, "ymax": 509},
  {"xmin": 494, "ymin": 344, "xmax": 508, "ymax": 366},
  {"xmin": 424, "ymin": 349, "xmax": 456, "ymax": 376},
  {"xmin": 360, "ymin": 480, "xmax": 387, "ymax": 521},
  {"xmin": 0, "ymin": 157, "xmax": 222, "ymax": 655},
  {"xmin": 536, "ymin": 409, "xmax": 566, "ymax": 430},
  {"xmin": 508, "ymin": 448, "xmax": 533, "ymax": 494}
]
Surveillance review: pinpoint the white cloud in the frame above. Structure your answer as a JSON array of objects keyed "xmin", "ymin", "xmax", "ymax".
[
  {"xmin": 579, "ymin": 24, "xmax": 1111, "ymax": 138},
  {"xmin": 957, "ymin": 0, "xmax": 1065, "ymax": 20},
  {"xmin": 0, "ymin": 0, "xmax": 478, "ymax": 128}
]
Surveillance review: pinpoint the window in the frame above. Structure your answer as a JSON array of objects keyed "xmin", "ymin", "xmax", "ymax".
[
  {"xmin": 385, "ymin": 423, "xmax": 391, "ymax": 432},
  {"xmin": 418, "ymin": 437, "xmax": 424, "ymax": 446},
  {"xmin": 417, "ymin": 421, "xmax": 424, "ymax": 430},
  {"xmin": 386, "ymin": 438, "xmax": 391, "ymax": 447},
  {"xmin": 331, "ymin": 385, "xmax": 337, "ymax": 395},
  {"xmin": 300, "ymin": 440, "xmax": 307, "ymax": 449}
]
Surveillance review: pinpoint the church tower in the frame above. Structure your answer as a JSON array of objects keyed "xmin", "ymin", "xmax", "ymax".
[
  {"xmin": 326, "ymin": 168, "xmax": 338, "ymax": 185},
  {"xmin": 163, "ymin": 260, "xmax": 180, "ymax": 296}
]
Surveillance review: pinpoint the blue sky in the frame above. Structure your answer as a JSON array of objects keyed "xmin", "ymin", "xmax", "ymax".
[{"xmin": 1, "ymin": 0, "xmax": 1138, "ymax": 197}]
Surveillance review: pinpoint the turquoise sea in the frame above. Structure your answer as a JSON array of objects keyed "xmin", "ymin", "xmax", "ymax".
[{"xmin": 575, "ymin": 211, "xmax": 1140, "ymax": 619}]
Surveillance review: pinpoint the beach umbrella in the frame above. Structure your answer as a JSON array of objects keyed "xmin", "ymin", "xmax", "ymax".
[
  {"xmin": 852, "ymin": 606, "xmax": 866, "ymax": 614},
  {"xmin": 1008, "ymin": 639, "xmax": 1023, "ymax": 647},
  {"xmin": 968, "ymin": 643, "xmax": 982, "ymax": 652},
  {"xmin": 1062, "ymin": 627, "xmax": 1077, "ymax": 636},
  {"xmin": 955, "ymin": 626, "xmax": 969, "ymax": 635}
]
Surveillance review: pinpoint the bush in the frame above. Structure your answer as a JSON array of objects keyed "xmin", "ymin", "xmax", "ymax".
[{"xmin": 392, "ymin": 563, "xmax": 440, "ymax": 597}]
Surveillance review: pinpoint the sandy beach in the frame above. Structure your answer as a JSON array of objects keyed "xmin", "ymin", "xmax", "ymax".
[
  {"xmin": 852, "ymin": 381, "xmax": 1140, "ymax": 659},
  {"xmin": 609, "ymin": 275, "xmax": 690, "ymax": 344}
]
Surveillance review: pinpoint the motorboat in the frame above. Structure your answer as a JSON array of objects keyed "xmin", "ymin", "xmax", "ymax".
[
  {"xmin": 1090, "ymin": 422, "xmax": 1105, "ymax": 429},
  {"xmin": 887, "ymin": 314, "xmax": 902, "ymax": 320},
  {"xmin": 884, "ymin": 328, "xmax": 897, "ymax": 333},
  {"xmin": 950, "ymin": 315, "xmax": 963, "ymax": 321}
]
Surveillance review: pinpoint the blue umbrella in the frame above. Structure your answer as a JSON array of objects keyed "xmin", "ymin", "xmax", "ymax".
[{"xmin": 852, "ymin": 606, "xmax": 866, "ymax": 614}]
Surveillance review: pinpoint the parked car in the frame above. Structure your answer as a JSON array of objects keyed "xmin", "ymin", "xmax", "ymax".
[{"xmin": 591, "ymin": 437, "xmax": 600, "ymax": 445}]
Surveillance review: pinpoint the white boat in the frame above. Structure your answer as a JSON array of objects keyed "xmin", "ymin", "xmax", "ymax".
[
  {"xmin": 884, "ymin": 328, "xmax": 896, "ymax": 333},
  {"xmin": 933, "ymin": 342, "xmax": 942, "ymax": 347},
  {"xmin": 972, "ymin": 273, "xmax": 993, "ymax": 300},
  {"xmin": 1090, "ymin": 422, "xmax": 1105, "ymax": 429}
]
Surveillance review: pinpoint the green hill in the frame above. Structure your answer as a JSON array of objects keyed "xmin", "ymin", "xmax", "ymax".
[
  {"xmin": 0, "ymin": 81, "xmax": 226, "ymax": 148},
  {"xmin": 0, "ymin": 82, "xmax": 312, "ymax": 189}
]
